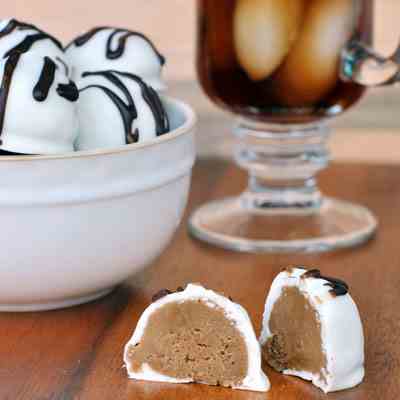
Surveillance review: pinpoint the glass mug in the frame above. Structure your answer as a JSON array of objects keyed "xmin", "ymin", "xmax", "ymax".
[{"xmin": 189, "ymin": 0, "xmax": 398, "ymax": 253}]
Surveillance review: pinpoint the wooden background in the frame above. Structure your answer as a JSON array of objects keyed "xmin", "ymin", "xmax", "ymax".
[{"xmin": 0, "ymin": 160, "xmax": 399, "ymax": 400}]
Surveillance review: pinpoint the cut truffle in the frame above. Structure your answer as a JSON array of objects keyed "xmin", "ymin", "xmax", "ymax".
[
  {"xmin": 260, "ymin": 267, "xmax": 364, "ymax": 393},
  {"xmin": 124, "ymin": 284, "xmax": 270, "ymax": 392}
]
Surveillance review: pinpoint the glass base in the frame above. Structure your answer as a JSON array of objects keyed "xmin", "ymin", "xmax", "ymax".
[{"xmin": 188, "ymin": 196, "xmax": 377, "ymax": 253}]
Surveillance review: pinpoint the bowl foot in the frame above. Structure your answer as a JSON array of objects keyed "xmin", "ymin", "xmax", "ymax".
[{"xmin": 0, "ymin": 287, "xmax": 115, "ymax": 312}]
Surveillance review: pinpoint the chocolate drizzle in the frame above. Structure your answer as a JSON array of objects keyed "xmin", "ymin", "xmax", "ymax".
[
  {"xmin": 68, "ymin": 27, "xmax": 105, "ymax": 47},
  {"xmin": 80, "ymin": 70, "xmax": 169, "ymax": 143},
  {"xmin": 4, "ymin": 33, "xmax": 56, "ymax": 59},
  {"xmin": 80, "ymin": 71, "xmax": 139, "ymax": 144},
  {"xmin": 0, "ymin": 19, "xmax": 63, "ymax": 52},
  {"xmin": 56, "ymin": 56, "xmax": 70, "ymax": 76},
  {"xmin": 32, "ymin": 56, "xmax": 78, "ymax": 103},
  {"xmin": 302, "ymin": 269, "xmax": 349, "ymax": 296},
  {"xmin": 151, "ymin": 286, "xmax": 186, "ymax": 303},
  {"xmin": 0, "ymin": 19, "xmax": 64, "ymax": 141},
  {"xmin": 33, "ymin": 56, "xmax": 57, "ymax": 101},
  {"xmin": 57, "ymin": 81, "xmax": 79, "ymax": 102},
  {"xmin": 0, "ymin": 54, "xmax": 19, "ymax": 145},
  {"xmin": 115, "ymin": 71, "xmax": 169, "ymax": 136},
  {"xmin": 152, "ymin": 289, "xmax": 173, "ymax": 303},
  {"xmin": 67, "ymin": 27, "xmax": 165, "ymax": 65}
]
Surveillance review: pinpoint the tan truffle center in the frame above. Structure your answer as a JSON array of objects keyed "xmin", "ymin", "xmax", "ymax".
[
  {"xmin": 127, "ymin": 300, "xmax": 248, "ymax": 387},
  {"xmin": 263, "ymin": 286, "xmax": 326, "ymax": 378}
]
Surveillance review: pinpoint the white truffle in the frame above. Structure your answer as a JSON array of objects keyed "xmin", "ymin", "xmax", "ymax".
[
  {"xmin": 260, "ymin": 267, "xmax": 365, "ymax": 393},
  {"xmin": 124, "ymin": 283, "xmax": 270, "ymax": 392},
  {"xmin": 66, "ymin": 27, "xmax": 166, "ymax": 90},
  {"xmin": 75, "ymin": 70, "xmax": 169, "ymax": 151},
  {"xmin": 0, "ymin": 52, "xmax": 78, "ymax": 154},
  {"xmin": 0, "ymin": 19, "xmax": 68, "ymax": 74}
]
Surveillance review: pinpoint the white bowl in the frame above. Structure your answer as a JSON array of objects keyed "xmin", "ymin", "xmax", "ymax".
[{"xmin": 0, "ymin": 97, "xmax": 196, "ymax": 312}]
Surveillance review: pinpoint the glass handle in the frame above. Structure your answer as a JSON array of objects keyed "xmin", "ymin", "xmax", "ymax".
[{"xmin": 341, "ymin": 37, "xmax": 400, "ymax": 87}]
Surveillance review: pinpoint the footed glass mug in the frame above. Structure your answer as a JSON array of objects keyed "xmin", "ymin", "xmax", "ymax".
[{"xmin": 189, "ymin": 0, "xmax": 399, "ymax": 253}]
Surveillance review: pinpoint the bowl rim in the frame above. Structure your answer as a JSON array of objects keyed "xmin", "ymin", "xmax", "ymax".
[{"xmin": 0, "ymin": 96, "xmax": 197, "ymax": 162}]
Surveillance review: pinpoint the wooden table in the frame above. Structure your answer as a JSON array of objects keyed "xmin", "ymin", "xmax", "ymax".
[{"xmin": 0, "ymin": 159, "xmax": 399, "ymax": 400}]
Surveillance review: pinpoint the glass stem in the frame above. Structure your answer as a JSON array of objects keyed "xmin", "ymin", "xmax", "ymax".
[{"xmin": 234, "ymin": 121, "xmax": 331, "ymax": 212}]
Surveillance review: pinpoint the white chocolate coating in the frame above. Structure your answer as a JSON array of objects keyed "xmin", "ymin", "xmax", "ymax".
[
  {"xmin": 0, "ymin": 52, "xmax": 78, "ymax": 154},
  {"xmin": 124, "ymin": 284, "xmax": 270, "ymax": 392},
  {"xmin": 0, "ymin": 19, "xmax": 67, "ymax": 73},
  {"xmin": 260, "ymin": 267, "xmax": 365, "ymax": 393},
  {"xmin": 66, "ymin": 27, "xmax": 166, "ymax": 90},
  {"xmin": 75, "ymin": 71, "xmax": 168, "ymax": 151}
]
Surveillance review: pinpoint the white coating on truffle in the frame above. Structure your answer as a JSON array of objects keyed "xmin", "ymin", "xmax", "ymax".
[
  {"xmin": 75, "ymin": 71, "xmax": 167, "ymax": 151},
  {"xmin": 260, "ymin": 267, "xmax": 365, "ymax": 393},
  {"xmin": 0, "ymin": 19, "xmax": 67, "ymax": 72},
  {"xmin": 65, "ymin": 27, "xmax": 165, "ymax": 90},
  {"xmin": 124, "ymin": 283, "xmax": 270, "ymax": 392},
  {"xmin": 0, "ymin": 52, "xmax": 78, "ymax": 154}
]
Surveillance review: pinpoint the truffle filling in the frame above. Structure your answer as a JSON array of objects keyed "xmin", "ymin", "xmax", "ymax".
[
  {"xmin": 262, "ymin": 286, "xmax": 327, "ymax": 379},
  {"xmin": 127, "ymin": 299, "xmax": 248, "ymax": 387}
]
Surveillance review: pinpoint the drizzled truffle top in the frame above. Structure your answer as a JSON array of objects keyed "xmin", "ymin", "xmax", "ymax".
[
  {"xmin": 75, "ymin": 70, "xmax": 169, "ymax": 150},
  {"xmin": 0, "ymin": 19, "xmax": 63, "ymax": 56},
  {"xmin": 67, "ymin": 27, "xmax": 165, "ymax": 65},
  {"xmin": 65, "ymin": 27, "xmax": 166, "ymax": 90},
  {"xmin": 0, "ymin": 19, "xmax": 78, "ymax": 154},
  {"xmin": 300, "ymin": 268, "xmax": 349, "ymax": 296}
]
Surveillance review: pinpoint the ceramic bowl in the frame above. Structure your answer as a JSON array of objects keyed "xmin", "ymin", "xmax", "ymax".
[{"xmin": 0, "ymin": 97, "xmax": 196, "ymax": 311}]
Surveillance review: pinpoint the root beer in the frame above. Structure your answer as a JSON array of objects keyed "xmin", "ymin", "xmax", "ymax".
[{"xmin": 197, "ymin": 0, "xmax": 372, "ymax": 124}]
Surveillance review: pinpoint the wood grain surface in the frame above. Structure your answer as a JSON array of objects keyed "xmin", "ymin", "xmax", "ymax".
[{"xmin": 0, "ymin": 159, "xmax": 398, "ymax": 400}]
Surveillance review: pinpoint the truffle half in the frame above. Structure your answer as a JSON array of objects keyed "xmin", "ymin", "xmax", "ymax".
[
  {"xmin": 124, "ymin": 284, "xmax": 270, "ymax": 392},
  {"xmin": 260, "ymin": 267, "xmax": 364, "ymax": 393}
]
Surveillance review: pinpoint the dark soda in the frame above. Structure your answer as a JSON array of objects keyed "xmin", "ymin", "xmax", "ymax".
[{"xmin": 197, "ymin": 0, "xmax": 372, "ymax": 124}]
